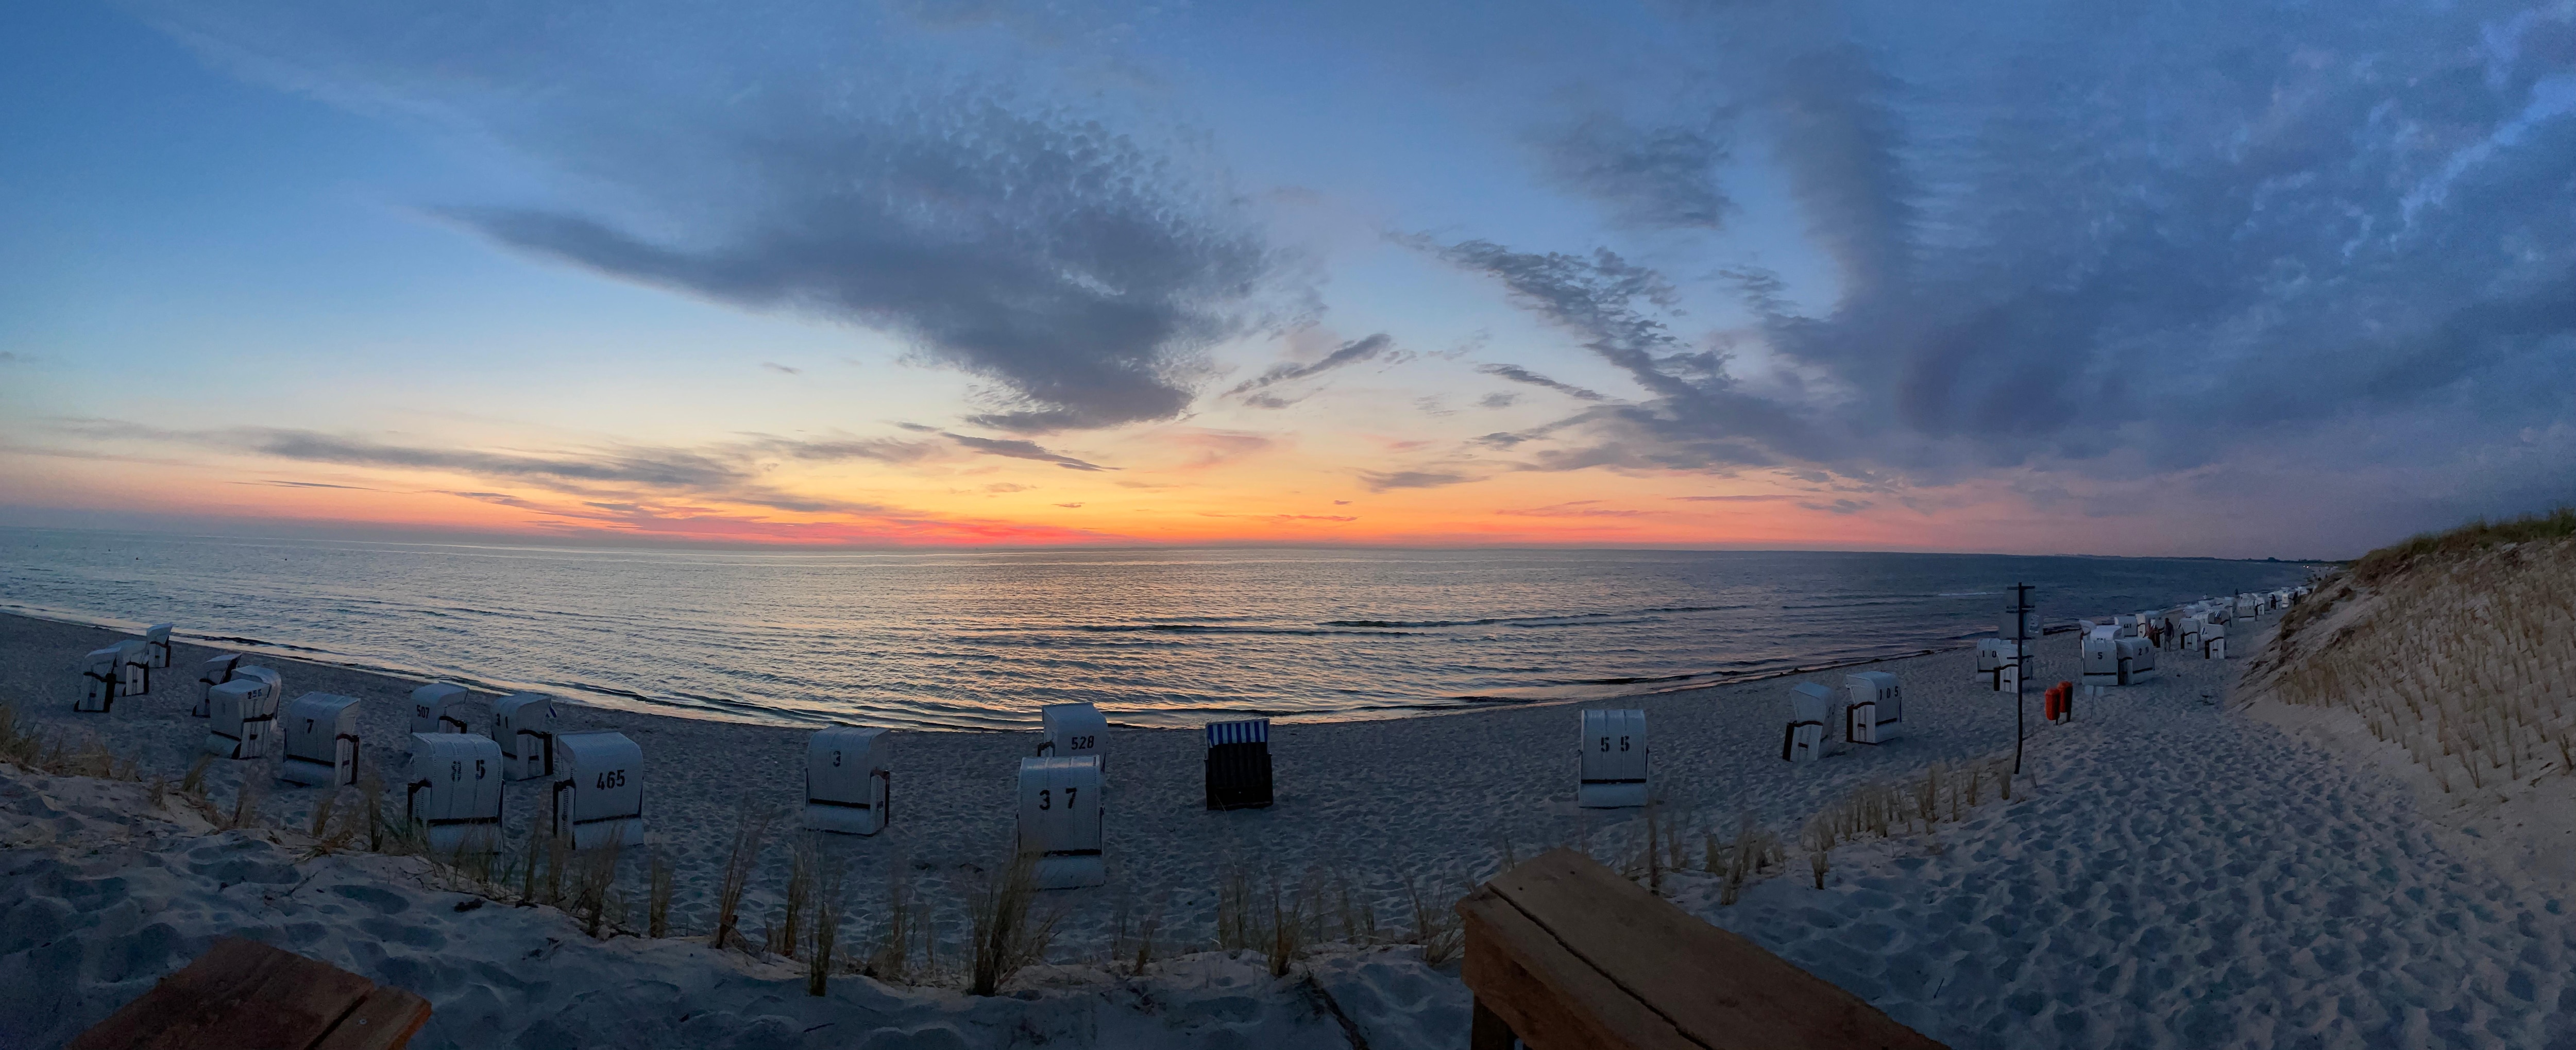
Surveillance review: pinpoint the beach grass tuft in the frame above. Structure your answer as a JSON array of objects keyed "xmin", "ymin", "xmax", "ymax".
[
  {"xmin": 967, "ymin": 854, "xmax": 1059, "ymax": 996},
  {"xmin": 710, "ymin": 802, "xmax": 774, "ymax": 951}
]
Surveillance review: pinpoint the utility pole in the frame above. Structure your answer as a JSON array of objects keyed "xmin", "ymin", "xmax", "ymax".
[{"xmin": 2007, "ymin": 582, "xmax": 2034, "ymax": 776}]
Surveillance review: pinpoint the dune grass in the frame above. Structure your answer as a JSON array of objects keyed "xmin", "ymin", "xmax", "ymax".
[
  {"xmin": 2274, "ymin": 528, "xmax": 2576, "ymax": 792},
  {"xmin": 2351, "ymin": 506, "xmax": 2576, "ymax": 584}
]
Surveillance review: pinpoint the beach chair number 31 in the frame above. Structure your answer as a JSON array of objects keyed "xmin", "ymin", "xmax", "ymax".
[
  {"xmin": 450, "ymin": 760, "xmax": 487, "ymax": 781},
  {"xmin": 1599, "ymin": 735, "xmax": 1632, "ymax": 752},
  {"xmin": 1038, "ymin": 787, "xmax": 1078, "ymax": 809}
]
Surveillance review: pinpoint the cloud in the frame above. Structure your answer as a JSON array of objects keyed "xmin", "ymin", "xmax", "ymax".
[
  {"xmin": 150, "ymin": 2, "xmax": 1287, "ymax": 435},
  {"xmin": 761, "ymin": 362, "xmax": 802, "ymax": 375},
  {"xmin": 1332, "ymin": 499, "xmax": 1351, "ymax": 505},
  {"xmin": 1476, "ymin": 363, "xmax": 1603, "ymax": 402},
  {"xmin": 1670, "ymin": 494, "xmax": 1794, "ymax": 502},
  {"xmin": 939, "ymin": 433, "xmax": 1114, "ymax": 471},
  {"xmin": 985, "ymin": 482, "xmax": 1035, "ymax": 493},
  {"xmin": 236, "ymin": 479, "xmax": 378, "ymax": 490},
  {"xmin": 1801, "ymin": 499, "xmax": 1872, "ymax": 515},
  {"xmin": 0, "ymin": 352, "xmax": 24, "ymax": 364},
  {"xmin": 1533, "ymin": 114, "xmax": 1733, "ymax": 230},
  {"xmin": 1054, "ymin": 502, "xmax": 1083, "ymax": 507},
  {"xmin": 1497, "ymin": 501, "xmax": 1658, "ymax": 518},
  {"xmin": 1198, "ymin": 512, "xmax": 1356, "ymax": 522},
  {"xmin": 1226, "ymin": 333, "xmax": 1396, "ymax": 403},
  {"xmin": 1478, "ymin": 393, "xmax": 1519, "ymax": 409},
  {"xmin": 1358, "ymin": 469, "xmax": 1479, "ymax": 492}
]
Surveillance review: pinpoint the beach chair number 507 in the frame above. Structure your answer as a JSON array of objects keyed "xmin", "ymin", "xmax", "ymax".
[
  {"xmin": 1598, "ymin": 736, "xmax": 1631, "ymax": 752},
  {"xmin": 1038, "ymin": 787, "xmax": 1078, "ymax": 810},
  {"xmin": 595, "ymin": 770, "xmax": 627, "ymax": 789},
  {"xmin": 450, "ymin": 760, "xmax": 487, "ymax": 781}
]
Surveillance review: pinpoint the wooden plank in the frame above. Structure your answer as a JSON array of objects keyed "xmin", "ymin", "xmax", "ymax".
[
  {"xmin": 1487, "ymin": 849, "xmax": 1945, "ymax": 1050},
  {"xmin": 65, "ymin": 938, "xmax": 387, "ymax": 1050},
  {"xmin": 312, "ymin": 987, "xmax": 435, "ymax": 1050},
  {"xmin": 1458, "ymin": 885, "xmax": 1702, "ymax": 1050}
]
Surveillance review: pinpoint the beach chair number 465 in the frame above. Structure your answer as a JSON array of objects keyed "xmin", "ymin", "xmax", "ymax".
[
  {"xmin": 1599, "ymin": 735, "xmax": 1632, "ymax": 752},
  {"xmin": 1037, "ymin": 787, "xmax": 1079, "ymax": 810},
  {"xmin": 595, "ymin": 770, "xmax": 628, "ymax": 789},
  {"xmin": 451, "ymin": 760, "xmax": 487, "ymax": 781}
]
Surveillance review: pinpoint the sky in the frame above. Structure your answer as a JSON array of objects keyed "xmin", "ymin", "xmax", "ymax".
[{"xmin": 1, "ymin": 1, "xmax": 2570, "ymax": 558}]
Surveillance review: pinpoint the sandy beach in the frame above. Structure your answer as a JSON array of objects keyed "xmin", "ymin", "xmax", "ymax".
[{"xmin": 8, "ymin": 603, "xmax": 2575, "ymax": 1048}]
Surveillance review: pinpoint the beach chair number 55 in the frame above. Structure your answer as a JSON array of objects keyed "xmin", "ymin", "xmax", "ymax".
[
  {"xmin": 1038, "ymin": 787, "xmax": 1078, "ymax": 810},
  {"xmin": 595, "ymin": 770, "xmax": 628, "ymax": 789},
  {"xmin": 451, "ymin": 759, "xmax": 487, "ymax": 781},
  {"xmin": 1599, "ymin": 735, "xmax": 1631, "ymax": 752}
]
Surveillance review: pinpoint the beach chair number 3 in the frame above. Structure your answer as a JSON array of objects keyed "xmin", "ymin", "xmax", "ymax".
[
  {"xmin": 595, "ymin": 770, "xmax": 626, "ymax": 790},
  {"xmin": 831, "ymin": 750, "xmax": 842, "ymax": 767},
  {"xmin": 1598, "ymin": 736, "xmax": 1630, "ymax": 752}
]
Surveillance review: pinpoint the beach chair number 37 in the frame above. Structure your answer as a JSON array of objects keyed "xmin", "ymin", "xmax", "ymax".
[
  {"xmin": 1599, "ymin": 735, "xmax": 1632, "ymax": 752},
  {"xmin": 451, "ymin": 760, "xmax": 487, "ymax": 781},
  {"xmin": 1037, "ymin": 787, "xmax": 1078, "ymax": 809}
]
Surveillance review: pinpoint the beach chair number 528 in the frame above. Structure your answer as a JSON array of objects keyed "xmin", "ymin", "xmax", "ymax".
[
  {"xmin": 1598, "ymin": 736, "xmax": 1631, "ymax": 752},
  {"xmin": 450, "ymin": 759, "xmax": 487, "ymax": 781},
  {"xmin": 1038, "ymin": 787, "xmax": 1078, "ymax": 810},
  {"xmin": 595, "ymin": 770, "xmax": 627, "ymax": 789},
  {"xmin": 1069, "ymin": 735, "xmax": 1095, "ymax": 750}
]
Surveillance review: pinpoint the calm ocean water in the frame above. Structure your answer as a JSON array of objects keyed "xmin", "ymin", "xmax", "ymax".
[{"xmin": 0, "ymin": 529, "xmax": 2317, "ymax": 729}]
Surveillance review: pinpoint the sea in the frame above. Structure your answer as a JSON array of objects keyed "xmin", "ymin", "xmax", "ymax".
[{"xmin": 0, "ymin": 529, "xmax": 2319, "ymax": 730}]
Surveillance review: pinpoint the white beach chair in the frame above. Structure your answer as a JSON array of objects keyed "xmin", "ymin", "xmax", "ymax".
[
  {"xmin": 75, "ymin": 647, "xmax": 123, "ymax": 713},
  {"xmin": 2116, "ymin": 636, "xmax": 2158, "ymax": 685},
  {"xmin": 1845, "ymin": 671, "xmax": 1902, "ymax": 744},
  {"xmin": 2080, "ymin": 629, "xmax": 2121, "ymax": 689},
  {"xmin": 1578, "ymin": 709, "xmax": 1649, "ymax": 808},
  {"xmin": 409, "ymin": 683, "xmax": 474, "ymax": 737},
  {"xmin": 204, "ymin": 673, "xmax": 282, "ymax": 759},
  {"xmin": 549, "ymin": 731, "xmax": 645, "ymax": 851},
  {"xmin": 1038, "ymin": 702, "xmax": 1109, "ymax": 772},
  {"xmin": 143, "ymin": 623, "xmax": 174, "ymax": 669},
  {"xmin": 406, "ymin": 733, "xmax": 503, "ymax": 855},
  {"xmin": 279, "ymin": 693, "xmax": 362, "ymax": 788},
  {"xmin": 193, "ymin": 653, "xmax": 242, "ymax": 718},
  {"xmin": 1783, "ymin": 683, "xmax": 1831, "ymax": 763},
  {"xmin": 804, "ymin": 726, "xmax": 893, "ymax": 835},
  {"xmin": 492, "ymin": 692, "xmax": 558, "ymax": 782},
  {"xmin": 1016, "ymin": 755, "xmax": 1106, "ymax": 889},
  {"xmin": 115, "ymin": 640, "xmax": 151, "ymax": 697}
]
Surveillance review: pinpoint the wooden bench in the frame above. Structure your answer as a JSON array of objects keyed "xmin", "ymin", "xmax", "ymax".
[
  {"xmin": 1458, "ymin": 848, "xmax": 1947, "ymax": 1050},
  {"xmin": 67, "ymin": 937, "xmax": 433, "ymax": 1050}
]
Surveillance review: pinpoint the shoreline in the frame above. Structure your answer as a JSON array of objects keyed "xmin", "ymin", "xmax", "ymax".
[
  {"xmin": 1, "ymin": 606, "xmax": 2070, "ymax": 957},
  {"xmin": 0, "ymin": 601, "xmax": 2064, "ymax": 733}
]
